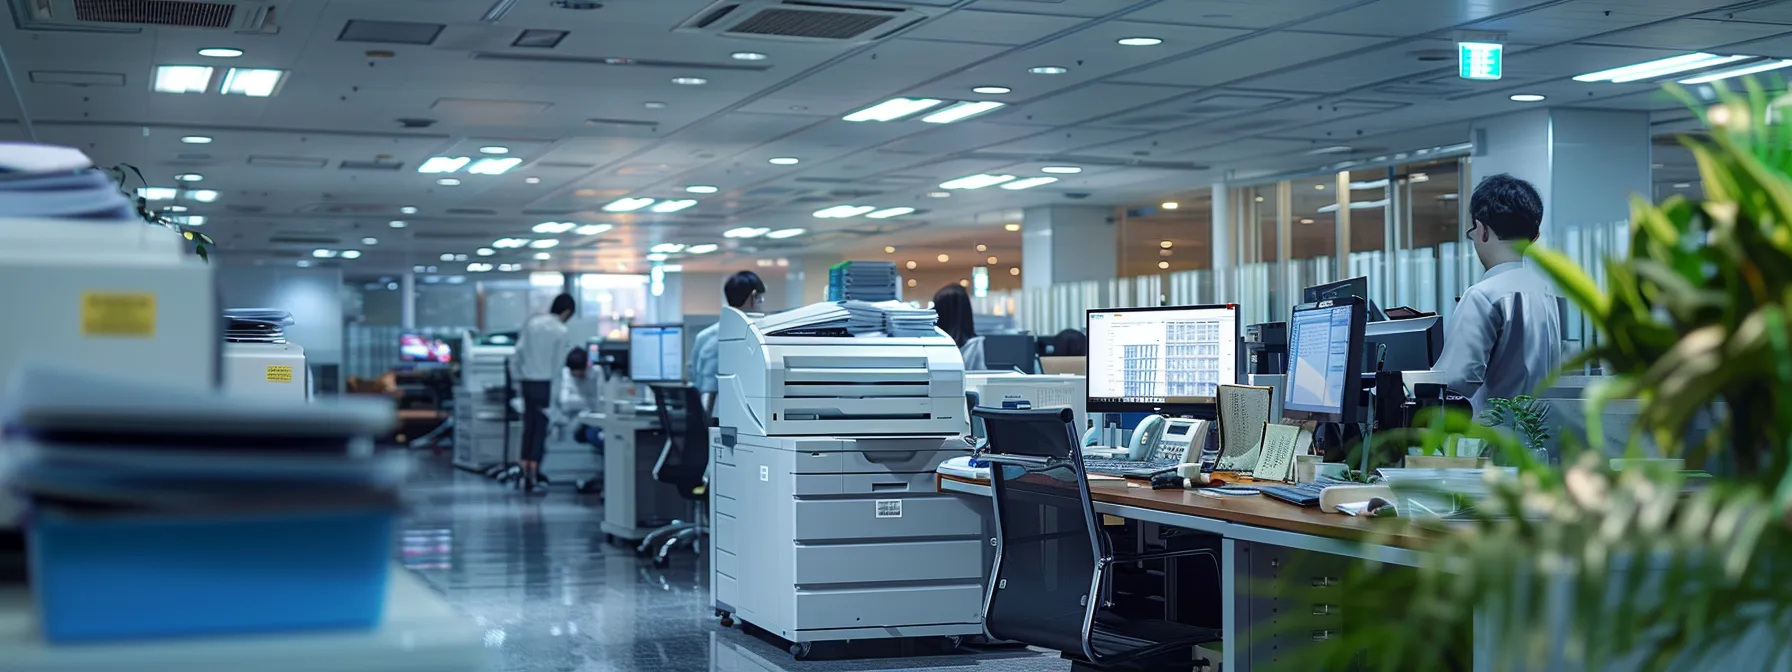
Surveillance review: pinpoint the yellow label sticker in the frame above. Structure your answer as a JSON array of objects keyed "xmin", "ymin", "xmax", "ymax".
[
  {"xmin": 266, "ymin": 365, "xmax": 294, "ymax": 383},
  {"xmin": 81, "ymin": 292, "xmax": 157, "ymax": 337}
]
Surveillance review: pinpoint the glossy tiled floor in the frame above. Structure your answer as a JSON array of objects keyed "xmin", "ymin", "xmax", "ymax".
[{"xmin": 399, "ymin": 455, "xmax": 1069, "ymax": 672}]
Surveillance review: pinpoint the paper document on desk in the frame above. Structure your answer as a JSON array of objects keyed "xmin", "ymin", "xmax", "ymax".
[
  {"xmin": 1251, "ymin": 423, "xmax": 1301, "ymax": 482},
  {"xmin": 1214, "ymin": 384, "xmax": 1274, "ymax": 471}
]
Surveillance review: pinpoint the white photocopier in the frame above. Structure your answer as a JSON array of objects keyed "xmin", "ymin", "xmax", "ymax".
[
  {"xmin": 710, "ymin": 306, "xmax": 987, "ymax": 656},
  {"xmin": 452, "ymin": 332, "xmax": 519, "ymax": 471}
]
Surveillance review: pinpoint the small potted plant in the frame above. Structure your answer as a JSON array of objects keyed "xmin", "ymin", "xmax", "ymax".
[{"xmin": 1480, "ymin": 395, "xmax": 1552, "ymax": 466}]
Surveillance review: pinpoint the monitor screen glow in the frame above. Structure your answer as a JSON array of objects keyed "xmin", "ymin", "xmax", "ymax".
[
  {"xmin": 628, "ymin": 325, "xmax": 685, "ymax": 382},
  {"xmin": 1086, "ymin": 304, "xmax": 1238, "ymax": 413}
]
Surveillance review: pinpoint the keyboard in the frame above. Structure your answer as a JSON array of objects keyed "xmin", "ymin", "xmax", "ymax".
[
  {"xmin": 1084, "ymin": 458, "xmax": 1179, "ymax": 479},
  {"xmin": 1259, "ymin": 482, "xmax": 1327, "ymax": 507}
]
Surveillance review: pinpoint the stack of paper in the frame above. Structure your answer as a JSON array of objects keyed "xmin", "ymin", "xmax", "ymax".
[
  {"xmin": 760, "ymin": 301, "xmax": 941, "ymax": 338},
  {"xmin": 827, "ymin": 261, "xmax": 901, "ymax": 303},
  {"xmin": 224, "ymin": 308, "xmax": 295, "ymax": 343},
  {"xmin": 0, "ymin": 143, "xmax": 136, "ymax": 220},
  {"xmin": 844, "ymin": 300, "xmax": 939, "ymax": 337},
  {"xmin": 760, "ymin": 302, "xmax": 853, "ymax": 337}
]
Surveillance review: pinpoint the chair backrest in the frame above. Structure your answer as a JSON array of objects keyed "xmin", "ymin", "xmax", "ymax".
[
  {"xmin": 972, "ymin": 406, "xmax": 1103, "ymax": 661},
  {"xmin": 649, "ymin": 384, "xmax": 710, "ymax": 490}
]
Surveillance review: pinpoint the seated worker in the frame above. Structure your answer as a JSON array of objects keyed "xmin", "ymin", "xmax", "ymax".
[
  {"xmin": 550, "ymin": 347, "xmax": 602, "ymax": 448},
  {"xmin": 1052, "ymin": 328, "xmax": 1088, "ymax": 357},
  {"xmin": 933, "ymin": 284, "xmax": 986, "ymax": 370}
]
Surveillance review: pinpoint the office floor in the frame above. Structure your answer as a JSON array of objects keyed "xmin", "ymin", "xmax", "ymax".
[{"xmin": 400, "ymin": 455, "xmax": 1069, "ymax": 672}]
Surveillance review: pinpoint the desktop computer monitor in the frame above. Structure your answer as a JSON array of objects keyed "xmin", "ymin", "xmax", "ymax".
[
  {"xmin": 628, "ymin": 324, "xmax": 685, "ymax": 382},
  {"xmin": 1364, "ymin": 315, "xmax": 1444, "ymax": 373},
  {"xmin": 591, "ymin": 340, "xmax": 628, "ymax": 376},
  {"xmin": 1283, "ymin": 297, "xmax": 1368, "ymax": 424},
  {"xmin": 1086, "ymin": 304, "xmax": 1239, "ymax": 414},
  {"xmin": 1304, "ymin": 276, "xmax": 1387, "ymax": 321},
  {"xmin": 982, "ymin": 333, "xmax": 1038, "ymax": 373},
  {"xmin": 399, "ymin": 333, "xmax": 453, "ymax": 364}
]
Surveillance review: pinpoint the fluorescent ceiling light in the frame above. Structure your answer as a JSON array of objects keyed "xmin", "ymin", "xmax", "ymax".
[
  {"xmin": 928, "ymin": 191, "xmax": 951, "ymax": 198},
  {"xmin": 1349, "ymin": 178, "xmax": 1389, "ymax": 190},
  {"xmin": 866, "ymin": 207, "xmax": 915, "ymax": 219},
  {"xmin": 920, "ymin": 101, "xmax": 1004, "ymax": 124},
  {"xmin": 138, "ymin": 187, "xmax": 177, "ymax": 201},
  {"xmin": 650, "ymin": 199, "xmax": 698, "ymax": 213},
  {"xmin": 603, "ymin": 197, "xmax": 655, "ymax": 212},
  {"xmin": 153, "ymin": 66, "xmax": 212, "ymax": 93},
  {"xmin": 363, "ymin": 237, "xmax": 379, "ymax": 245},
  {"xmin": 498, "ymin": 263, "xmax": 520, "ymax": 271},
  {"xmin": 164, "ymin": 205, "xmax": 188, "ymax": 212},
  {"xmin": 400, "ymin": 206, "xmax": 418, "ymax": 214},
  {"xmin": 529, "ymin": 239, "xmax": 560, "ymax": 249},
  {"xmin": 440, "ymin": 254, "xmax": 456, "ymax": 261},
  {"xmin": 686, "ymin": 185, "xmax": 719, "ymax": 194},
  {"xmin": 436, "ymin": 178, "xmax": 461, "ymax": 186},
  {"xmin": 467, "ymin": 157, "xmax": 522, "ymax": 175},
  {"xmin": 1041, "ymin": 166, "xmax": 1082, "ymax": 174},
  {"xmin": 1161, "ymin": 202, "xmax": 1179, "ymax": 210},
  {"xmin": 220, "ymin": 67, "xmax": 285, "ymax": 97},
  {"xmin": 1509, "ymin": 93, "xmax": 1546, "ymax": 102},
  {"xmin": 732, "ymin": 51, "xmax": 768, "ymax": 61},
  {"xmin": 533, "ymin": 221, "xmax": 576, "ymax": 233},
  {"xmin": 842, "ymin": 97, "xmax": 944, "ymax": 122},
  {"xmin": 1316, "ymin": 199, "xmax": 1390, "ymax": 213},
  {"xmin": 650, "ymin": 243, "xmax": 686, "ymax": 253},
  {"xmin": 467, "ymin": 263, "xmax": 493, "ymax": 273},
  {"xmin": 1678, "ymin": 58, "xmax": 1792, "ymax": 84},
  {"xmin": 973, "ymin": 86, "xmax": 1011, "ymax": 95},
  {"xmin": 724, "ymin": 227, "xmax": 770, "ymax": 238},
  {"xmin": 312, "ymin": 249, "xmax": 338, "ymax": 258},
  {"xmin": 671, "ymin": 77, "xmax": 707, "ymax": 85},
  {"xmin": 418, "ymin": 157, "xmax": 470, "ymax": 174},
  {"xmin": 197, "ymin": 48, "xmax": 243, "ymax": 58},
  {"xmin": 493, "ymin": 238, "xmax": 531, "ymax": 248},
  {"xmin": 341, "ymin": 250, "xmax": 362, "ymax": 260},
  {"xmin": 1000, "ymin": 176, "xmax": 1058, "ymax": 190},
  {"xmin": 389, "ymin": 220, "xmax": 408, "ymax": 228},
  {"xmin": 297, "ymin": 261, "xmax": 312, "ymax": 268},
  {"xmin": 644, "ymin": 101, "xmax": 668, "ymax": 109},
  {"xmin": 1573, "ymin": 53, "xmax": 1751, "ymax": 83},
  {"xmin": 766, "ymin": 228, "xmax": 806, "ymax": 239},
  {"xmin": 477, "ymin": 248, "xmax": 495, "ymax": 256},
  {"xmin": 180, "ymin": 136, "xmax": 212, "ymax": 144},
  {"xmin": 813, "ymin": 204, "xmax": 876, "ymax": 218},
  {"xmin": 646, "ymin": 253, "xmax": 669, "ymax": 262},
  {"xmin": 768, "ymin": 157, "xmax": 800, "ymax": 165},
  {"xmin": 175, "ymin": 173, "xmax": 203, "ymax": 182},
  {"xmin": 180, "ymin": 216, "xmax": 206, "ymax": 226},
  {"xmin": 534, "ymin": 252, "xmax": 553, "ymax": 261},
  {"xmin": 574, "ymin": 224, "xmax": 613, "ymax": 235},
  {"xmin": 1029, "ymin": 66, "xmax": 1068, "ymax": 75},
  {"xmin": 1117, "ymin": 37, "xmax": 1163, "ymax": 46},
  {"xmin": 687, "ymin": 243, "xmax": 718, "ymax": 254},
  {"xmin": 187, "ymin": 189, "xmax": 219, "ymax": 202},
  {"xmin": 479, "ymin": 146, "xmax": 509, "ymax": 154},
  {"xmin": 525, "ymin": 177, "xmax": 541, "ymax": 184},
  {"xmin": 941, "ymin": 174, "xmax": 1015, "ymax": 190}
]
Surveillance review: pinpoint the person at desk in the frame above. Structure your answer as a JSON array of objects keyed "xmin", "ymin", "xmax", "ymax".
[
  {"xmin": 551, "ymin": 347, "xmax": 601, "ymax": 448},
  {"xmin": 1436, "ymin": 173, "xmax": 1563, "ymax": 413},
  {"xmin": 511, "ymin": 293, "xmax": 576, "ymax": 493},
  {"xmin": 933, "ymin": 284, "xmax": 985, "ymax": 370},
  {"xmin": 692, "ymin": 271, "xmax": 766, "ymax": 408}
]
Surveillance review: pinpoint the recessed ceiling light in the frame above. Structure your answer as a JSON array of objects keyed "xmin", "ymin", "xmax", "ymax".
[
  {"xmin": 920, "ymin": 101, "xmax": 1005, "ymax": 124},
  {"xmin": 437, "ymin": 178, "xmax": 462, "ymax": 186},
  {"xmin": 928, "ymin": 191, "xmax": 951, "ymax": 199},
  {"xmin": 972, "ymin": 86, "xmax": 1012, "ymax": 95},
  {"xmin": 843, "ymin": 97, "xmax": 945, "ymax": 122},
  {"xmin": 535, "ymin": 252, "xmax": 553, "ymax": 260},
  {"xmin": 1117, "ymin": 37, "xmax": 1163, "ymax": 46},
  {"xmin": 1029, "ymin": 66, "xmax": 1069, "ymax": 75},
  {"xmin": 525, "ymin": 177, "xmax": 541, "ymax": 184},
  {"xmin": 475, "ymin": 248, "xmax": 496, "ymax": 257},
  {"xmin": 153, "ymin": 66, "xmax": 213, "ymax": 93},
  {"xmin": 187, "ymin": 189, "xmax": 219, "ymax": 202},
  {"xmin": 1300, "ymin": 218, "xmax": 1315, "ymax": 224},
  {"xmin": 530, "ymin": 239, "xmax": 560, "ymax": 249},
  {"xmin": 976, "ymin": 244, "xmax": 988, "ymax": 252},
  {"xmin": 198, "ymin": 48, "xmax": 243, "ymax": 58},
  {"xmin": 1000, "ymin": 176, "xmax": 1057, "ymax": 190},
  {"xmin": 312, "ymin": 249, "xmax": 339, "ymax": 259},
  {"xmin": 297, "ymin": 261, "xmax": 312, "ymax": 268},
  {"xmin": 467, "ymin": 157, "xmax": 522, "ymax": 175},
  {"xmin": 686, "ymin": 185, "xmax": 719, "ymax": 194},
  {"xmin": 906, "ymin": 261, "xmax": 918, "ymax": 270},
  {"xmin": 1315, "ymin": 184, "xmax": 1326, "ymax": 190},
  {"xmin": 731, "ymin": 51, "xmax": 768, "ymax": 61},
  {"xmin": 650, "ymin": 243, "xmax": 687, "ymax": 254},
  {"xmin": 688, "ymin": 243, "xmax": 719, "ymax": 254},
  {"xmin": 533, "ymin": 221, "xmax": 576, "ymax": 234},
  {"xmin": 650, "ymin": 199, "xmax": 698, "ymax": 213},
  {"xmin": 479, "ymin": 146, "xmax": 509, "ymax": 154},
  {"xmin": 1574, "ymin": 53, "xmax": 1750, "ymax": 83},
  {"xmin": 768, "ymin": 157, "xmax": 800, "ymax": 165},
  {"xmin": 1160, "ymin": 241, "xmax": 1174, "ymax": 249},
  {"xmin": 418, "ymin": 157, "xmax": 470, "ymax": 174},
  {"xmin": 1009, "ymin": 267, "xmax": 1020, "ymax": 276},
  {"xmin": 671, "ymin": 77, "xmax": 708, "ymax": 86},
  {"xmin": 1041, "ymin": 166, "xmax": 1082, "ymax": 174},
  {"xmin": 341, "ymin": 250, "xmax": 363, "ymax": 260},
  {"xmin": 493, "ymin": 238, "xmax": 531, "ymax": 248},
  {"xmin": 866, "ymin": 207, "xmax": 915, "ymax": 219},
  {"xmin": 220, "ymin": 67, "xmax": 286, "ymax": 97},
  {"xmin": 987, "ymin": 256, "xmax": 998, "ymax": 264},
  {"xmin": 603, "ymin": 197, "xmax": 655, "ymax": 212},
  {"xmin": 723, "ymin": 226, "xmax": 770, "ymax": 238},
  {"xmin": 1004, "ymin": 223, "xmax": 1021, "ymax": 231},
  {"xmin": 390, "ymin": 220, "xmax": 408, "ymax": 228},
  {"xmin": 1158, "ymin": 261, "xmax": 1170, "ymax": 269},
  {"xmin": 180, "ymin": 135, "xmax": 212, "ymax": 144},
  {"xmin": 813, "ymin": 205, "xmax": 877, "ymax": 218},
  {"xmin": 175, "ymin": 173, "xmax": 203, "ymax": 182},
  {"xmin": 937, "ymin": 253, "xmax": 950, "ymax": 262},
  {"xmin": 400, "ymin": 206, "xmax": 418, "ymax": 214},
  {"xmin": 885, "ymin": 246, "xmax": 896, "ymax": 253},
  {"xmin": 941, "ymin": 174, "xmax": 1016, "ymax": 190},
  {"xmin": 644, "ymin": 101, "xmax": 668, "ymax": 109},
  {"xmin": 1161, "ymin": 202, "xmax": 1179, "ymax": 210},
  {"xmin": 363, "ymin": 237, "xmax": 379, "ymax": 245},
  {"xmin": 646, "ymin": 253, "xmax": 669, "ymax": 262},
  {"xmin": 574, "ymin": 224, "xmax": 613, "ymax": 235},
  {"xmin": 180, "ymin": 216, "xmax": 206, "ymax": 226},
  {"xmin": 1509, "ymin": 94, "xmax": 1547, "ymax": 102}
]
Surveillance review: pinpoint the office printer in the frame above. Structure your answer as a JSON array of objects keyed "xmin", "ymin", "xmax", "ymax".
[{"xmin": 710, "ymin": 306, "xmax": 987, "ymax": 653}]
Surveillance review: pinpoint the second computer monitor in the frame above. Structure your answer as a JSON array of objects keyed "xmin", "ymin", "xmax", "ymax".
[
  {"xmin": 1086, "ymin": 304, "xmax": 1239, "ymax": 414},
  {"xmin": 628, "ymin": 324, "xmax": 685, "ymax": 382},
  {"xmin": 1283, "ymin": 297, "xmax": 1368, "ymax": 424}
]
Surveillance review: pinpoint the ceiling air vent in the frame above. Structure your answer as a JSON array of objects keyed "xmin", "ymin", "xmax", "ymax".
[
  {"xmin": 340, "ymin": 160, "xmax": 404, "ymax": 171},
  {"xmin": 18, "ymin": 0, "xmax": 274, "ymax": 32},
  {"xmin": 446, "ymin": 208, "xmax": 498, "ymax": 216},
  {"xmin": 676, "ymin": 0, "xmax": 926, "ymax": 43}
]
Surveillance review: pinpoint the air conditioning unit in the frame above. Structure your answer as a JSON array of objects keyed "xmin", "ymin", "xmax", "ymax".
[
  {"xmin": 675, "ymin": 0, "xmax": 927, "ymax": 44},
  {"xmin": 15, "ymin": 0, "xmax": 274, "ymax": 33}
]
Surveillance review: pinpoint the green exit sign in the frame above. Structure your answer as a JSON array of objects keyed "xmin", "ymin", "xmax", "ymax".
[{"xmin": 1460, "ymin": 42, "xmax": 1503, "ymax": 80}]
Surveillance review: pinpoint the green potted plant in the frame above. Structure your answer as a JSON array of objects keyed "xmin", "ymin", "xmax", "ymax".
[{"xmin": 1481, "ymin": 394, "xmax": 1551, "ymax": 465}]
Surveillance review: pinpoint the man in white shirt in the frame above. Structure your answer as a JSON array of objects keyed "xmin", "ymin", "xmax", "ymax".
[
  {"xmin": 1435, "ymin": 174, "xmax": 1563, "ymax": 414},
  {"xmin": 510, "ymin": 293, "xmax": 575, "ymax": 493},
  {"xmin": 691, "ymin": 271, "xmax": 765, "ymax": 409}
]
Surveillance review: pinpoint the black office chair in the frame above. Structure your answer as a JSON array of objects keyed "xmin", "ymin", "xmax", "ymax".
[
  {"xmin": 639, "ymin": 384, "xmax": 710, "ymax": 567},
  {"xmin": 973, "ymin": 406, "xmax": 1221, "ymax": 671}
]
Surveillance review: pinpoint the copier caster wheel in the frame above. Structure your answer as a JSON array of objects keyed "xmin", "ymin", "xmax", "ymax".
[
  {"xmin": 789, "ymin": 642, "xmax": 813, "ymax": 660},
  {"xmin": 717, "ymin": 611, "xmax": 735, "ymax": 628}
]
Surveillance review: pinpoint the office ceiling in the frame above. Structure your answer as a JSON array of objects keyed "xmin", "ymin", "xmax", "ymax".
[{"xmin": 0, "ymin": 0, "xmax": 1773, "ymax": 276}]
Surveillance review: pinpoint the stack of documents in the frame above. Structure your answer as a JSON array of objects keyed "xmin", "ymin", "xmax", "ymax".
[
  {"xmin": 0, "ymin": 143, "xmax": 136, "ymax": 220},
  {"xmin": 224, "ymin": 308, "xmax": 295, "ymax": 343},
  {"xmin": 759, "ymin": 301, "xmax": 941, "ymax": 338},
  {"xmin": 827, "ymin": 261, "xmax": 900, "ymax": 302},
  {"xmin": 761, "ymin": 302, "xmax": 853, "ymax": 337}
]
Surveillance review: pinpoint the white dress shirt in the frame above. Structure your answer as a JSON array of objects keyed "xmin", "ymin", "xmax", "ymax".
[
  {"xmin": 1435, "ymin": 261, "xmax": 1564, "ymax": 413},
  {"xmin": 510, "ymin": 313, "xmax": 570, "ymax": 383}
]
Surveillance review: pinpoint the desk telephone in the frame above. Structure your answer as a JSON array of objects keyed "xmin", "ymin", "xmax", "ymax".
[{"xmin": 1084, "ymin": 415, "xmax": 1214, "ymax": 478}]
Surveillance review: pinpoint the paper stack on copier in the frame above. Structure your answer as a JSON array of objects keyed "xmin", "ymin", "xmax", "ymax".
[
  {"xmin": 224, "ymin": 307, "xmax": 296, "ymax": 343},
  {"xmin": 843, "ymin": 300, "xmax": 938, "ymax": 337},
  {"xmin": 0, "ymin": 143, "xmax": 136, "ymax": 220},
  {"xmin": 826, "ymin": 260, "xmax": 900, "ymax": 302}
]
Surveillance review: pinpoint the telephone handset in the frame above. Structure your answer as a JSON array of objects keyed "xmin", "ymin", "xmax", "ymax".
[{"xmin": 1127, "ymin": 414, "xmax": 1168, "ymax": 460}]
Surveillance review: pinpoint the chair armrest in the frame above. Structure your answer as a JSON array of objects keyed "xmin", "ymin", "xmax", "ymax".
[{"xmin": 1114, "ymin": 548, "xmax": 1216, "ymax": 565}]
